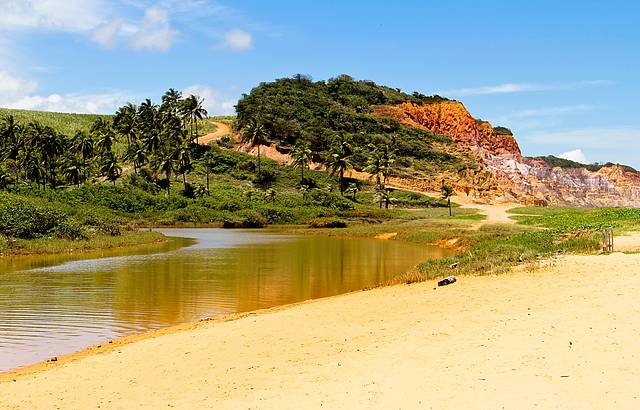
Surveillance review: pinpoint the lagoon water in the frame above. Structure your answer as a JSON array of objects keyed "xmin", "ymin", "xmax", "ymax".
[{"xmin": 0, "ymin": 228, "xmax": 450, "ymax": 372}]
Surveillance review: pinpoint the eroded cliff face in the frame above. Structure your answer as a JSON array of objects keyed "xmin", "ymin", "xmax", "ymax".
[{"xmin": 373, "ymin": 101, "xmax": 640, "ymax": 207}]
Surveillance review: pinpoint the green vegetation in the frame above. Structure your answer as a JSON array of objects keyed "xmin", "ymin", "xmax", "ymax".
[
  {"xmin": 235, "ymin": 75, "xmax": 474, "ymax": 176},
  {"xmin": 529, "ymin": 155, "xmax": 638, "ymax": 173},
  {"xmin": 402, "ymin": 206, "xmax": 640, "ymax": 282},
  {"xmin": 1, "ymin": 75, "xmax": 634, "ymax": 287},
  {"xmin": 0, "ymin": 82, "xmax": 455, "ymax": 253},
  {"xmin": 0, "ymin": 108, "xmax": 109, "ymax": 136},
  {"xmin": 493, "ymin": 126, "xmax": 513, "ymax": 135}
]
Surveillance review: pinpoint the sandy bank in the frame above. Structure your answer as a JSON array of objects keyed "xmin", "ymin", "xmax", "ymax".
[{"xmin": 2, "ymin": 252, "xmax": 640, "ymax": 409}]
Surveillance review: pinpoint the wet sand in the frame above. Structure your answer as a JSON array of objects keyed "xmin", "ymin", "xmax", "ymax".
[{"xmin": 1, "ymin": 252, "xmax": 640, "ymax": 409}]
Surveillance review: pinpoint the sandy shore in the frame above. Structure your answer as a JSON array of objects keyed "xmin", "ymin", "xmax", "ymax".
[{"xmin": 2, "ymin": 252, "xmax": 640, "ymax": 409}]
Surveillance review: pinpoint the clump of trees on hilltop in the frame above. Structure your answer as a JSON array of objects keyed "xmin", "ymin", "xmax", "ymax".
[{"xmin": 0, "ymin": 89, "xmax": 206, "ymax": 193}]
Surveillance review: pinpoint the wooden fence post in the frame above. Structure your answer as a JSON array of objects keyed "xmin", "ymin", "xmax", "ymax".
[{"xmin": 602, "ymin": 228, "xmax": 613, "ymax": 253}]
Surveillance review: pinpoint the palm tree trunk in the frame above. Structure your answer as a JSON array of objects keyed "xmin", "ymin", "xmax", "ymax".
[
  {"xmin": 448, "ymin": 198, "xmax": 452, "ymax": 216},
  {"xmin": 257, "ymin": 145, "xmax": 261, "ymax": 180},
  {"xmin": 183, "ymin": 173, "xmax": 187, "ymax": 191},
  {"xmin": 340, "ymin": 168, "xmax": 344, "ymax": 195},
  {"xmin": 195, "ymin": 120, "xmax": 198, "ymax": 144}
]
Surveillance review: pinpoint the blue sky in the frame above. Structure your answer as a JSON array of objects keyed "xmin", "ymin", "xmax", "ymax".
[{"xmin": 1, "ymin": 0, "xmax": 639, "ymax": 166}]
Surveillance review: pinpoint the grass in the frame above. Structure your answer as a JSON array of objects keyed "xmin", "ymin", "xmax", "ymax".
[
  {"xmin": 0, "ymin": 231, "xmax": 166, "ymax": 256},
  {"xmin": 0, "ymin": 107, "xmax": 227, "ymax": 138},
  {"xmin": 0, "ymin": 108, "xmax": 110, "ymax": 135},
  {"xmin": 280, "ymin": 204, "xmax": 629, "ymax": 285}
]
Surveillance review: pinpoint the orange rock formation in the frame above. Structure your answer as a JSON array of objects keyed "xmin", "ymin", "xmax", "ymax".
[{"xmin": 374, "ymin": 101, "xmax": 640, "ymax": 207}]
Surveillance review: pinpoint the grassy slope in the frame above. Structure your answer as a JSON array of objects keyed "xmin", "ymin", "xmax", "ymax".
[{"xmin": 0, "ymin": 108, "xmax": 111, "ymax": 135}]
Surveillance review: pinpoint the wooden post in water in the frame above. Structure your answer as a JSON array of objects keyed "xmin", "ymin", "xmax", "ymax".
[{"xmin": 602, "ymin": 228, "xmax": 614, "ymax": 253}]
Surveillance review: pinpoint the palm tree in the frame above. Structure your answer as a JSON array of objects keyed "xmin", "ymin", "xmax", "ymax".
[
  {"xmin": 161, "ymin": 88, "xmax": 182, "ymax": 114},
  {"xmin": 0, "ymin": 115, "xmax": 21, "ymax": 160},
  {"xmin": 375, "ymin": 186, "xmax": 392, "ymax": 209},
  {"xmin": 114, "ymin": 103, "xmax": 138, "ymax": 144},
  {"xmin": 326, "ymin": 134, "xmax": 352, "ymax": 195},
  {"xmin": 153, "ymin": 150, "xmax": 175, "ymax": 195},
  {"xmin": 100, "ymin": 153, "xmax": 121, "ymax": 186},
  {"xmin": 72, "ymin": 131, "xmax": 94, "ymax": 180},
  {"xmin": 291, "ymin": 139, "xmax": 313, "ymax": 185},
  {"xmin": 345, "ymin": 182, "xmax": 359, "ymax": 201},
  {"xmin": 139, "ymin": 99, "xmax": 161, "ymax": 152},
  {"xmin": 91, "ymin": 118, "xmax": 115, "ymax": 154},
  {"xmin": 242, "ymin": 119, "xmax": 269, "ymax": 180},
  {"xmin": 124, "ymin": 141, "xmax": 147, "ymax": 174},
  {"xmin": 380, "ymin": 144, "xmax": 395, "ymax": 187},
  {"xmin": 266, "ymin": 188, "xmax": 277, "ymax": 202},
  {"xmin": 202, "ymin": 150, "xmax": 217, "ymax": 194},
  {"xmin": 63, "ymin": 155, "xmax": 83, "ymax": 187},
  {"xmin": 365, "ymin": 145, "xmax": 383, "ymax": 188},
  {"xmin": 176, "ymin": 144, "xmax": 192, "ymax": 191},
  {"xmin": 37, "ymin": 124, "xmax": 63, "ymax": 188},
  {"xmin": 441, "ymin": 183, "xmax": 455, "ymax": 216},
  {"xmin": 180, "ymin": 95, "xmax": 208, "ymax": 143}
]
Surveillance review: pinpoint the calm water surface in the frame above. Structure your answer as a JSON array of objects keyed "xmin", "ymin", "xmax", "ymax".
[{"xmin": 0, "ymin": 228, "xmax": 451, "ymax": 372}]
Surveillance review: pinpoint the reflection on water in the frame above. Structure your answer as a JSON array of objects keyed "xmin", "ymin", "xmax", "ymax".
[{"xmin": 0, "ymin": 228, "xmax": 451, "ymax": 372}]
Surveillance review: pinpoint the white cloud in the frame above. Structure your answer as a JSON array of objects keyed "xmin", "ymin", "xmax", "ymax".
[
  {"xmin": 0, "ymin": 70, "xmax": 38, "ymax": 101},
  {"xmin": 90, "ymin": 18, "xmax": 125, "ymax": 48},
  {"xmin": 0, "ymin": 2, "xmax": 177, "ymax": 52},
  {"xmin": 130, "ymin": 7, "xmax": 176, "ymax": 51},
  {"xmin": 558, "ymin": 149, "xmax": 588, "ymax": 164},
  {"xmin": 183, "ymin": 84, "xmax": 235, "ymax": 115},
  {"xmin": 0, "ymin": 0, "xmax": 106, "ymax": 32},
  {"xmin": 7, "ymin": 91, "xmax": 135, "ymax": 114},
  {"xmin": 441, "ymin": 80, "xmax": 612, "ymax": 97},
  {"xmin": 220, "ymin": 29, "xmax": 252, "ymax": 50},
  {"xmin": 0, "ymin": 70, "xmax": 134, "ymax": 114}
]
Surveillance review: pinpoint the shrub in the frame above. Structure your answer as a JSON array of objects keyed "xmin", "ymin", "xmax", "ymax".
[
  {"xmin": 0, "ymin": 194, "xmax": 70, "ymax": 239},
  {"xmin": 308, "ymin": 218, "xmax": 348, "ymax": 228},
  {"xmin": 222, "ymin": 210, "xmax": 267, "ymax": 228},
  {"xmin": 53, "ymin": 219, "xmax": 86, "ymax": 240}
]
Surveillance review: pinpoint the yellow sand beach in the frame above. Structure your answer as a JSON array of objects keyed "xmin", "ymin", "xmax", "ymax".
[{"xmin": 1, "ymin": 251, "xmax": 639, "ymax": 409}]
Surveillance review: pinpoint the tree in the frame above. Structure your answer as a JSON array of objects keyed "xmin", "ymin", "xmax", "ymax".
[
  {"xmin": 72, "ymin": 131, "xmax": 94, "ymax": 180},
  {"xmin": 365, "ymin": 145, "xmax": 383, "ymax": 188},
  {"xmin": 375, "ymin": 186, "xmax": 392, "ymax": 209},
  {"xmin": 180, "ymin": 95, "xmax": 207, "ymax": 143},
  {"xmin": 265, "ymin": 188, "xmax": 277, "ymax": 202},
  {"xmin": 123, "ymin": 141, "xmax": 147, "ymax": 174},
  {"xmin": 91, "ymin": 118, "xmax": 115, "ymax": 154},
  {"xmin": 290, "ymin": 139, "xmax": 312, "ymax": 185},
  {"xmin": 161, "ymin": 88, "xmax": 182, "ymax": 115},
  {"xmin": 36, "ymin": 124, "xmax": 64, "ymax": 188},
  {"xmin": 100, "ymin": 152, "xmax": 121, "ymax": 186},
  {"xmin": 242, "ymin": 119, "xmax": 269, "ymax": 180},
  {"xmin": 113, "ymin": 103, "xmax": 138, "ymax": 144},
  {"xmin": 176, "ymin": 144, "xmax": 193, "ymax": 191},
  {"xmin": 154, "ymin": 150, "xmax": 175, "ymax": 195},
  {"xmin": 441, "ymin": 183, "xmax": 455, "ymax": 216},
  {"xmin": 345, "ymin": 182, "xmax": 359, "ymax": 201},
  {"xmin": 63, "ymin": 155, "xmax": 83, "ymax": 187},
  {"xmin": 202, "ymin": 150, "xmax": 217, "ymax": 194},
  {"xmin": 326, "ymin": 134, "xmax": 352, "ymax": 195}
]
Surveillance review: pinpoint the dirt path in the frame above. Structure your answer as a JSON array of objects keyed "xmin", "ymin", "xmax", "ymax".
[
  {"xmin": 198, "ymin": 121, "xmax": 232, "ymax": 145},
  {"xmin": 2, "ymin": 252, "xmax": 640, "ymax": 409}
]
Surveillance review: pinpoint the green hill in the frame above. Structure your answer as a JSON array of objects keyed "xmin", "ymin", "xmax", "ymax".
[{"xmin": 235, "ymin": 74, "xmax": 473, "ymax": 175}]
